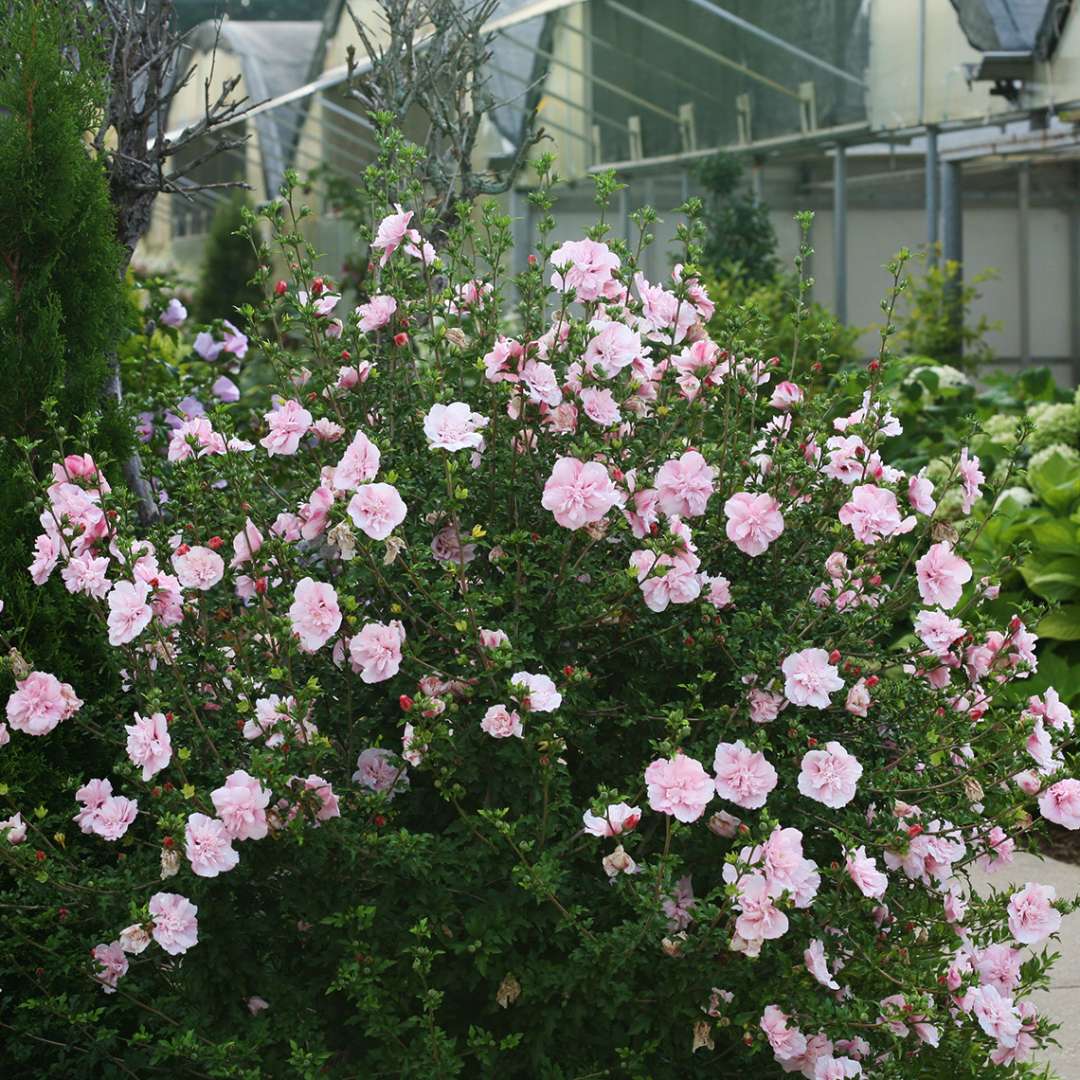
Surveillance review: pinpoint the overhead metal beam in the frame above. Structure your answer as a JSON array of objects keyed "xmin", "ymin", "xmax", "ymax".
[
  {"xmin": 604, "ymin": 0, "xmax": 801, "ymax": 101},
  {"xmin": 498, "ymin": 26, "xmax": 682, "ymax": 123},
  {"xmin": 683, "ymin": 0, "xmax": 866, "ymax": 89}
]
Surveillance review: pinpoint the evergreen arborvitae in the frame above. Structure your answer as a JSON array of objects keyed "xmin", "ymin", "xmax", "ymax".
[
  {"xmin": 192, "ymin": 191, "xmax": 263, "ymax": 324},
  {"xmin": 0, "ymin": 0, "xmax": 129, "ymax": 674}
]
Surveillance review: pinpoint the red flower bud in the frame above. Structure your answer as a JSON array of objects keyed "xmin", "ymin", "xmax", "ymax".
[
  {"xmin": 393, "ymin": 332, "xmax": 409, "ymax": 347},
  {"xmin": 163, "ymin": 781, "xmax": 174, "ymax": 793},
  {"xmin": 312, "ymin": 277, "xmax": 325, "ymax": 296},
  {"xmin": 35, "ymin": 850, "xmax": 46, "ymax": 862},
  {"xmin": 340, "ymin": 349, "xmax": 351, "ymax": 361},
  {"xmin": 1009, "ymin": 616, "xmax": 1022, "ymax": 633},
  {"xmin": 274, "ymin": 280, "xmax": 288, "ymax": 296},
  {"xmin": 207, "ymin": 536, "xmax": 223, "ymax": 550},
  {"xmin": 811, "ymin": 361, "xmax": 823, "ymax": 373},
  {"xmin": 828, "ymin": 649, "xmax": 841, "ymax": 664},
  {"xmin": 399, "ymin": 695, "xmax": 414, "ymax": 712},
  {"xmin": 254, "ymin": 577, "xmax": 268, "ymax": 595},
  {"xmin": 58, "ymin": 907, "xmax": 69, "ymax": 921},
  {"xmin": 562, "ymin": 665, "xmax": 575, "ymax": 677},
  {"xmin": 907, "ymin": 824, "xmax": 924, "ymax": 839},
  {"xmin": 806, "ymin": 737, "xmax": 818, "ymax": 748},
  {"xmin": 528, "ymin": 253, "xmax": 538, "ymax": 266},
  {"xmin": 868, "ymin": 358, "xmax": 881, "ymax": 372},
  {"xmin": 865, "ymin": 675, "xmax": 879, "ymax": 687},
  {"xmin": 175, "ymin": 543, "xmax": 190, "ymax": 556},
  {"xmin": 162, "ymin": 836, "xmax": 174, "ymax": 848},
  {"xmin": 151, "ymin": 786, "xmax": 162, "ymax": 798},
  {"xmin": 373, "ymin": 814, "xmax": 387, "ymax": 828}
]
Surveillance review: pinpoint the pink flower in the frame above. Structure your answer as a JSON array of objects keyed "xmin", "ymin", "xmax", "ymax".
[
  {"xmin": 347, "ymin": 483, "xmax": 407, "ymax": 541},
  {"xmin": 628, "ymin": 549, "xmax": 702, "ymax": 612},
  {"xmin": 6, "ymin": 671, "xmax": 82, "ymax": 736},
  {"xmin": 299, "ymin": 485, "xmax": 334, "ymax": 541},
  {"xmin": 845, "ymin": 846, "xmax": 888, "ymax": 898},
  {"xmin": 481, "ymin": 704, "xmax": 523, "ymax": 738},
  {"xmin": 1027, "ymin": 687, "xmax": 1074, "ymax": 731},
  {"xmin": 311, "ymin": 418, "xmax": 344, "ymax": 442},
  {"xmin": 1007, "ymin": 882, "xmax": 1062, "ymax": 944},
  {"xmin": 159, "ymin": 298, "xmax": 187, "ymax": 327},
  {"xmin": 212, "ymin": 770, "xmax": 270, "ymax": 841},
  {"xmin": 260, "ymin": 400, "xmax": 313, "ymax": 456},
  {"xmin": 579, "ymin": 387, "xmax": 621, "ymax": 427},
  {"xmin": 644, "ymin": 753, "xmax": 714, "ymax": 822},
  {"xmin": 246, "ymin": 995, "xmax": 270, "ymax": 1016},
  {"xmin": 977, "ymin": 943, "xmax": 1023, "ymax": 996},
  {"xmin": 550, "ymin": 238, "xmax": 621, "ymax": 301},
  {"xmin": 371, "ymin": 204, "xmax": 413, "ymax": 265},
  {"xmin": 212, "ymin": 375, "xmax": 240, "ymax": 403},
  {"xmin": 916, "ymin": 542, "xmax": 971, "ymax": 610},
  {"xmin": 333, "ymin": 430, "xmax": 381, "ymax": 490},
  {"xmin": 423, "ymin": 402, "xmax": 488, "ymax": 451},
  {"xmin": 805, "ymin": 939, "xmax": 840, "ymax": 990},
  {"xmin": 703, "ymin": 573, "xmax": 732, "ymax": 609},
  {"xmin": 91, "ymin": 795, "xmax": 139, "ymax": 841},
  {"xmin": 106, "ymin": 580, "xmax": 154, "ymax": 646},
  {"xmin": 230, "ymin": 519, "xmax": 264, "ymax": 568},
  {"xmin": 125, "ymin": 711, "xmax": 172, "ymax": 781},
  {"xmin": 510, "ymin": 671, "xmax": 562, "ymax": 712},
  {"xmin": 914, "ymin": 609, "xmax": 965, "ymax": 657},
  {"xmin": 978, "ymin": 826, "xmax": 1016, "ymax": 872},
  {"xmin": 73, "ymin": 778, "xmax": 112, "ymax": 834},
  {"xmin": 168, "ymin": 416, "xmax": 226, "ymax": 461},
  {"xmin": 28, "ymin": 531, "xmax": 59, "ymax": 584},
  {"xmin": 845, "ymin": 679, "xmax": 871, "ymax": 717},
  {"xmin": 61, "ymin": 551, "xmax": 111, "ymax": 598},
  {"xmin": 288, "ymin": 578, "xmax": 342, "ymax": 652},
  {"xmin": 479, "ymin": 628, "xmax": 510, "ymax": 649},
  {"xmin": 542, "ymin": 457, "xmax": 621, "ymax": 530},
  {"xmin": 838, "ymin": 484, "xmax": 915, "ymax": 544},
  {"xmin": 908, "ymin": 470, "xmax": 936, "ymax": 514},
  {"xmin": 1, "ymin": 812, "xmax": 26, "ymax": 844},
  {"xmin": 958, "ymin": 447, "xmax": 984, "ymax": 514},
  {"xmin": 171, "ymin": 545, "xmax": 224, "ymax": 590},
  {"xmin": 352, "ymin": 747, "xmax": 409, "ymax": 798},
  {"xmin": 969, "ymin": 984, "xmax": 1022, "ymax": 1049},
  {"xmin": 1039, "ymin": 778, "xmax": 1080, "ymax": 830},
  {"xmin": 798, "ymin": 742, "xmax": 863, "ymax": 808},
  {"xmin": 814, "ymin": 1057, "xmax": 862, "ymax": 1080},
  {"xmin": 185, "ymin": 812, "xmax": 240, "ymax": 877},
  {"xmin": 734, "ymin": 873, "xmax": 788, "ymax": 943},
  {"xmin": 770, "ymin": 381, "xmax": 804, "ymax": 410},
  {"xmin": 583, "ymin": 319, "xmax": 640, "ymax": 377},
  {"xmin": 149, "ymin": 892, "xmax": 199, "ymax": 955},
  {"xmin": 431, "ymin": 526, "xmax": 476, "ymax": 564},
  {"xmin": 582, "ymin": 802, "xmax": 641, "ymax": 837},
  {"xmin": 655, "ymin": 451, "xmax": 716, "ymax": 518},
  {"xmin": 92, "ymin": 941, "xmax": 129, "ymax": 993},
  {"xmin": 782, "ymin": 648, "xmax": 844, "ymax": 709},
  {"xmin": 760, "ymin": 1005, "xmax": 807, "ymax": 1062},
  {"xmin": 712, "ymin": 740, "xmax": 777, "ymax": 809},
  {"xmin": 748, "ymin": 687, "xmax": 785, "ymax": 724},
  {"xmin": 724, "ymin": 492, "xmax": 784, "ymax": 556},
  {"xmin": 301, "ymin": 774, "xmax": 341, "ymax": 821},
  {"xmin": 357, "ymin": 294, "xmax": 397, "ymax": 331},
  {"xmin": 349, "ymin": 620, "xmax": 406, "ymax": 683}
]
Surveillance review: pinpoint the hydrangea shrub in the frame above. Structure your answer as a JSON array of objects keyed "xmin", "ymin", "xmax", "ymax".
[{"xmin": 2, "ymin": 131, "xmax": 1078, "ymax": 1079}]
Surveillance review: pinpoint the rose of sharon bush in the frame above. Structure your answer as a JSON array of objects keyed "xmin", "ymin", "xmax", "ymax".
[{"xmin": 1, "ymin": 135, "xmax": 1077, "ymax": 1079}]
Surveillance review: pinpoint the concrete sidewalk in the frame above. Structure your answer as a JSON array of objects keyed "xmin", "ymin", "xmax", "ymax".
[{"xmin": 971, "ymin": 852, "xmax": 1080, "ymax": 1080}]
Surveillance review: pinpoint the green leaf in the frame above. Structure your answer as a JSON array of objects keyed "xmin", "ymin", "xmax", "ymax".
[
  {"xmin": 1029, "ymin": 519, "xmax": 1079, "ymax": 556},
  {"xmin": 1018, "ymin": 555, "xmax": 1080, "ymax": 601},
  {"xmin": 1027, "ymin": 449, "xmax": 1080, "ymax": 511},
  {"xmin": 1037, "ymin": 605, "xmax": 1080, "ymax": 641}
]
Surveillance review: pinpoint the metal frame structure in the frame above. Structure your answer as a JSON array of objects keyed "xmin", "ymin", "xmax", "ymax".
[{"xmin": 155, "ymin": 0, "xmax": 1080, "ymax": 376}]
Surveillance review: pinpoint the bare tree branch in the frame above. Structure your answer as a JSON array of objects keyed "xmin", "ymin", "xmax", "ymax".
[{"xmin": 345, "ymin": 0, "xmax": 545, "ymax": 236}]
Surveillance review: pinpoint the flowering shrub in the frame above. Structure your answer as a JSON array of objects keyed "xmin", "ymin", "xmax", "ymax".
[{"xmin": 2, "ymin": 130, "xmax": 1079, "ymax": 1078}]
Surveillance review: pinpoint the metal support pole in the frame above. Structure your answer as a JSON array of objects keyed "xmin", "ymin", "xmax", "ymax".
[
  {"xmin": 644, "ymin": 176, "xmax": 658, "ymax": 281},
  {"xmin": 1018, "ymin": 160, "xmax": 1031, "ymax": 367},
  {"xmin": 1070, "ymin": 202, "xmax": 1080, "ymax": 386},
  {"xmin": 926, "ymin": 127, "xmax": 939, "ymax": 262},
  {"xmin": 942, "ymin": 160, "xmax": 963, "ymax": 359},
  {"xmin": 833, "ymin": 144, "xmax": 847, "ymax": 323}
]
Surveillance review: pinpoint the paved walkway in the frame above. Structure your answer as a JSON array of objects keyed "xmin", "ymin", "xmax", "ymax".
[{"xmin": 970, "ymin": 852, "xmax": 1080, "ymax": 1080}]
